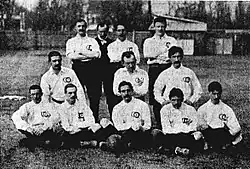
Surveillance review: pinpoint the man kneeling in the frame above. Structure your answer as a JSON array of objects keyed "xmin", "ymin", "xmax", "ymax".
[
  {"xmin": 59, "ymin": 83, "xmax": 101, "ymax": 148},
  {"xmin": 12, "ymin": 85, "xmax": 62, "ymax": 151},
  {"xmin": 152, "ymin": 88, "xmax": 203, "ymax": 156}
]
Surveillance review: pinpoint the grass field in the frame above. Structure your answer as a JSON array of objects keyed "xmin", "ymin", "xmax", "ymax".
[{"xmin": 0, "ymin": 50, "xmax": 250, "ymax": 168}]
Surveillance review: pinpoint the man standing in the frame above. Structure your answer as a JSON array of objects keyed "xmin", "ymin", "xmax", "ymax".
[
  {"xmin": 154, "ymin": 46, "xmax": 203, "ymax": 128},
  {"xmin": 59, "ymin": 83, "xmax": 101, "ymax": 148},
  {"xmin": 41, "ymin": 51, "xmax": 86, "ymax": 105},
  {"xmin": 143, "ymin": 17, "xmax": 178, "ymax": 128},
  {"xmin": 107, "ymin": 23, "xmax": 141, "ymax": 115},
  {"xmin": 197, "ymin": 81, "xmax": 242, "ymax": 150},
  {"xmin": 12, "ymin": 85, "xmax": 62, "ymax": 151},
  {"xmin": 66, "ymin": 19, "xmax": 101, "ymax": 122},
  {"xmin": 95, "ymin": 22, "xmax": 114, "ymax": 116},
  {"xmin": 113, "ymin": 51, "xmax": 148, "ymax": 100},
  {"xmin": 152, "ymin": 88, "xmax": 203, "ymax": 156},
  {"xmin": 112, "ymin": 81, "xmax": 152, "ymax": 151}
]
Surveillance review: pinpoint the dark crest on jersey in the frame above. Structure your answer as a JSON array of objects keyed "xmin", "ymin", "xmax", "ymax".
[
  {"xmin": 183, "ymin": 77, "xmax": 191, "ymax": 83},
  {"xmin": 63, "ymin": 77, "xmax": 72, "ymax": 83},
  {"xmin": 78, "ymin": 112, "xmax": 85, "ymax": 121},
  {"xmin": 219, "ymin": 114, "xmax": 228, "ymax": 121},
  {"xmin": 41, "ymin": 111, "xmax": 51, "ymax": 118},
  {"xmin": 135, "ymin": 77, "xmax": 144, "ymax": 85},
  {"xmin": 131, "ymin": 111, "xmax": 140, "ymax": 118},
  {"xmin": 127, "ymin": 47, "xmax": 133, "ymax": 51},
  {"xmin": 86, "ymin": 45, "xmax": 92, "ymax": 51}
]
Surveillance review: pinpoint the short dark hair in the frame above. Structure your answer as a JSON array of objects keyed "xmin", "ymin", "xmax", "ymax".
[
  {"xmin": 121, "ymin": 51, "xmax": 136, "ymax": 63},
  {"xmin": 168, "ymin": 46, "xmax": 184, "ymax": 58},
  {"xmin": 74, "ymin": 18, "xmax": 87, "ymax": 27},
  {"xmin": 114, "ymin": 23, "xmax": 127, "ymax": 31},
  {"xmin": 29, "ymin": 85, "xmax": 42, "ymax": 94},
  {"xmin": 208, "ymin": 81, "xmax": 222, "ymax": 93},
  {"xmin": 48, "ymin": 51, "xmax": 62, "ymax": 62},
  {"xmin": 97, "ymin": 22, "xmax": 109, "ymax": 31},
  {"xmin": 118, "ymin": 81, "xmax": 134, "ymax": 92},
  {"xmin": 64, "ymin": 83, "xmax": 77, "ymax": 94},
  {"xmin": 169, "ymin": 87, "xmax": 184, "ymax": 101},
  {"xmin": 154, "ymin": 17, "xmax": 166, "ymax": 26}
]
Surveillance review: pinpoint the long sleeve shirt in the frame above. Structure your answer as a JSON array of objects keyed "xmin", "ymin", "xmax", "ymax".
[
  {"xmin": 40, "ymin": 67, "xmax": 87, "ymax": 104},
  {"xmin": 160, "ymin": 103, "xmax": 198, "ymax": 134},
  {"xmin": 154, "ymin": 65, "xmax": 203, "ymax": 104},
  {"xmin": 59, "ymin": 100, "xmax": 95, "ymax": 134},
  {"xmin": 113, "ymin": 66, "xmax": 149, "ymax": 97},
  {"xmin": 66, "ymin": 34, "xmax": 101, "ymax": 62},
  {"xmin": 143, "ymin": 34, "xmax": 177, "ymax": 64},
  {"xmin": 197, "ymin": 100, "xmax": 242, "ymax": 136},
  {"xmin": 107, "ymin": 39, "xmax": 140, "ymax": 64},
  {"xmin": 112, "ymin": 97, "xmax": 151, "ymax": 131},
  {"xmin": 12, "ymin": 101, "xmax": 60, "ymax": 132}
]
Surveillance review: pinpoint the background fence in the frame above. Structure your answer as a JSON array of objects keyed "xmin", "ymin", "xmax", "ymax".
[{"xmin": 1, "ymin": 30, "xmax": 250, "ymax": 56}]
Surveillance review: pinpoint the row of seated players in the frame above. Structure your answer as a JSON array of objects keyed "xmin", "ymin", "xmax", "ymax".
[{"xmin": 12, "ymin": 80, "xmax": 242, "ymax": 157}]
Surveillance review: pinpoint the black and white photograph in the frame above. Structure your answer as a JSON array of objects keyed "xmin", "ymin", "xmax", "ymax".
[{"xmin": 0, "ymin": 0, "xmax": 249, "ymax": 168}]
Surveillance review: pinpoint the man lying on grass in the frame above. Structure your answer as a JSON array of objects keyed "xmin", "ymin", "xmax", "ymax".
[
  {"xmin": 152, "ymin": 88, "xmax": 204, "ymax": 156},
  {"xmin": 197, "ymin": 81, "xmax": 242, "ymax": 151},
  {"xmin": 12, "ymin": 85, "xmax": 62, "ymax": 152}
]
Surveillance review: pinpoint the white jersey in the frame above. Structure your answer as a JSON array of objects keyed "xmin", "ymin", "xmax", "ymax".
[
  {"xmin": 154, "ymin": 65, "xmax": 203, "ymax": 104},
  {"xmin": 113, "ymin": 66, "xmax": 149, "ymax": 97},
  {"xmin": 143, "ymin": 34, "xmax": 177, "ymax": 64},
  {"xmin": 66, "ymin": 34, "xmax": 101, "ymax": 62},
  {"xmin": 40, "ymin": 66, "xmax": 87, "ymax": 104},
  {"xmin": 12, "ymin": 101, "xmax": 60, "ymax": 132},
  {"xmin": 59, "ymin": 100, "xmax": 95, "ymax": 134},
  {"xmin": 112, "ymin": 97, "xmax": 151, "ymax": 131},
  {"xmin": 160, "ymin": 103, "xmax": 198, "ymax": 134},
  {"xmin": 197, "ymin": 100, "xmax": 242, "ymax": 144},
  {"xmin": 107, "ymin": 39, "xmax": 140, "ymax": 64}
]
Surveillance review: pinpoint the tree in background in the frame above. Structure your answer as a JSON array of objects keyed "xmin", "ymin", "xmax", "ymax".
[{"xmin": 99, "ymin": 0, "xmax": 152, "ymax": 31}]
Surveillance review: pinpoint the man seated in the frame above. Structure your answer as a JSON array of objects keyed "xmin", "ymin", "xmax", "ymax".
[
  {"xmin": 59, "ymin": 83, "xmax": 101, "ymax": 148},
  {"xmin": 12, "ymin": 85, "xmax": 62, "ymax": 151},
  {"xmin": 113, "ymin": 51, "xmax": 149, "ymax": 100},
  {"xmin": 152, "ymin": 88, "xmax": 203, "ymax": 156},
  {"xmin": 40, "ymin": 51, "xmax": 87, "ymax": 106},
  {"xmin": 197, "ymin": 81, "xmax": 242, "ymax": 151},
  {"xmin": 111, "ymin": 81, "xmax": 152, "ymax": 153}
]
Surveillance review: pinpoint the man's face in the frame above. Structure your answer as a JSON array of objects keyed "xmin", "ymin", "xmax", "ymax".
[
  {"xmin": 209, "ymin": 90, "xmax": 221, "ymax": 104},
  {"xmin": 116, "ymin": 25, "xmax": 126, "ymax": 41},
  {"xmin": 75, "ymin": 21, "xmax": 87, "ymax": 37},
  {"xmin": 123, "ymin": 56, "xmax": 136, "ymax": 73},
  {"xmin": 65, "ymin": 87, "xmax": 77, "ymax": 105},
  {"xmin": 30, "ymin": 89, "xmax": 42, "ymax": 104},
  {"xmin": 170, "ymin": 52, "xmax": 182, "ymax": 69},
  {"xmin": 154, "ymin": 22, "xmax": 166, "ymax": 37},
  {"xmin": 50, "ymin": 55, "xmax": 62, "ymax": 71},
  {"xmin": 97, "ymin": 25, "xmax": 108, "ymax": 39},
  {"xmin": 120, "ymin": 85, "xmax": 133, "ymax": 103},
  {"xmin": 170, "ymin": 96, "xmax": 183, "ymax": 109}
]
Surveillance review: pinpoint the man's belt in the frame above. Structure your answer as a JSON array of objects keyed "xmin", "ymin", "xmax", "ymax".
[{"xmin": 51, "ymin": 98, "xmax": 64, "ymax": 104}]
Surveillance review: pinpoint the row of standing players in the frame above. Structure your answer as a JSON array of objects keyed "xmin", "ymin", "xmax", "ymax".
[{"xmin": 11, "ymin": 17, "xmax": 242, "ymax": 157}]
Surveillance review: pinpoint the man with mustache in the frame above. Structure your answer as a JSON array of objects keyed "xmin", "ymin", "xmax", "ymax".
[
  {"xmin": 197, "ymin": 81, "xmax": 242, "ymax": 151},
  {"xmin": 111, "ymin": 81, "xmax": 152, "ymax": 152},
  {"xmin": 66, "ymin": 19, "xmax": 101, "ymax": 122},
  {"xmin": 59, "ymin": 83, "xmax": 101, "ymax": 148},
  {"xmin": 143, "ymin": 17, "xmax": 178, "ymax": 129},
  {"xmin": 41, "ymin": 51, "xmax": 87, "ymax": 105},
  {"xmin": 12, "ymin": 85, "xmax": 62, "ymax": 151},
  {"xmin": 154, "ymin": 46, "xmax": 203, "ymax": 109},
  {"xmin": 107, "ymin": 23, "xmax": 141, "ymax": 115}
]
